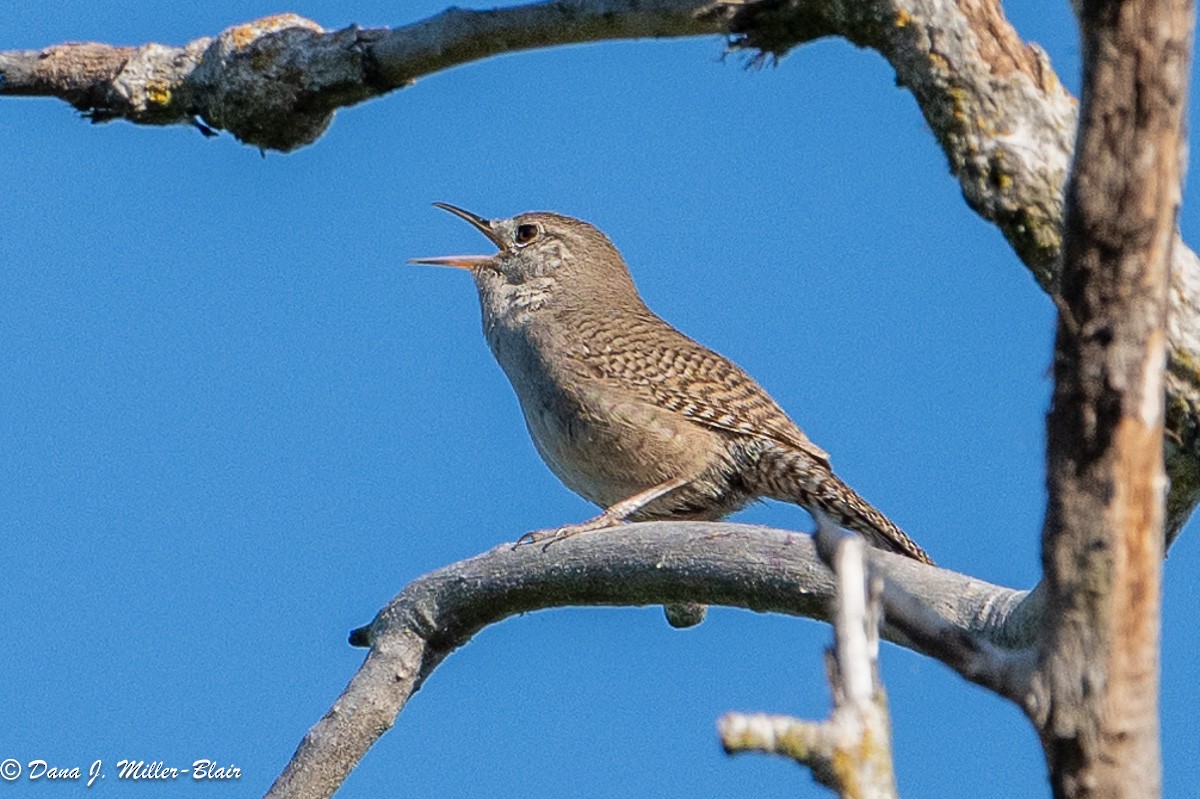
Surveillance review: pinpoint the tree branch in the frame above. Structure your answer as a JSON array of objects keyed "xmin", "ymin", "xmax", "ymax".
[
  {"xmin": 0, "ymin": 4, "xmax": 719, "ymax": 152},
  {"xmin": 265, "ymin": 521, "xmax": 1034, "ymax": 799},
  {"xmin": 720, "ymin": 529, "xmax": 899, "ymax": 798}
]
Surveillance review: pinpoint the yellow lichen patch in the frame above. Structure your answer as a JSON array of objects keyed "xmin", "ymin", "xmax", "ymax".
[
  {"xmin": 945, "ymin": 84, "xmax": 969, "ymax": 125},
  {"xmin": 928, "ymin": 51, "xmax": 950, "ymax": 72},
  {"xmin": 229, "ymin": 24, "xmax": 260, "ymax": 50},
  {"xmin": 895, "ymin": 8, "xmax": 912, "ymax": 27},
  {"xmin": 988, "ymin": 149, "xmax": 1015, "ymax": 191},
  {"xmin": 145, "ymin": 81, "xmax": 171, "ymax": 107},
  {"xmin": 226, "ymin": 13, "xmax": 324, "ymax": 50},
  {"xmin": 829, "ymin": 744, "xmax": 854, "ymax": 791}
]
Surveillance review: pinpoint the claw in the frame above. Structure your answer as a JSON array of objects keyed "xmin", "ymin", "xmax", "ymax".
[
  {"xmin": 511, "ymin": 510, "xmax": 627, "ymax": 550},
  {"xmin": 512, "ymin": 529, "xmax": 544, "ymax": 549}
]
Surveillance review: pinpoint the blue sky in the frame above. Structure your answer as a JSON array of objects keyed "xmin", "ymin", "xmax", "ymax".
[{"xmin": 3, "ymin": 1, "xmax": 1198, "ymax": 796}]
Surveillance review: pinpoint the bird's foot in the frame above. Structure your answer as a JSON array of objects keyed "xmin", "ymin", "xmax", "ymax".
[{"xmin": 513, "ymin": 510, "xmax": 627, "ymax": 551}]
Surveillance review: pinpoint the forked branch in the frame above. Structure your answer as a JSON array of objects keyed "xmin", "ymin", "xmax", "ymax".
[{"xmin": 721, "ymin": 519, "xmax": 900, "ymax": 798}]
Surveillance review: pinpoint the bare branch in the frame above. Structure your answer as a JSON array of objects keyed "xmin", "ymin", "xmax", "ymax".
[
  {"xmin": 265, "ymin": 521, "xmax": 1033, "ymax": 799},
  {"xmin": 716, "ymin": 0, "xmax": 1074, "ymax": 283},
  {"xmin": 718, "ymin": 713, "xmax": 838, "ymax": 782},
  {"xmin": 0, "ymin": 4, "xmax": 719, "ymax": 152},
  {"xmin": 368, "ymin": 0, "xmax": 721, "ymax": 83},
  {"xmin": 720, "ymin": 530, "xmax": 899, "ymax": 798}
]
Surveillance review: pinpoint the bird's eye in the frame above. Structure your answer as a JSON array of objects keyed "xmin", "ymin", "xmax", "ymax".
[{"xmin": 514, "ymin": 223, "xmax": 540, "ymax": 246}]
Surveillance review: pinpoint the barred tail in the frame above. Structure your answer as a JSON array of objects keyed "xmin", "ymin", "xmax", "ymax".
[{"xmin": 758, "ymin": 446, "xmax": 934, "ymax": 565}]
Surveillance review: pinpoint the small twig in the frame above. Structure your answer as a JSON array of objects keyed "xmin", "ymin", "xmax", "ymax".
[
  {"xmin": 720, "ymin": 521, "xmax": 899, "ymax": 798},
  {"xmin": 718, "ymin": 713, "xmax": 837, "ymax": 785}
]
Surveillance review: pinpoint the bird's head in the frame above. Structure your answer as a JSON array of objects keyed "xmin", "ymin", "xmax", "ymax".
[{"xmin": 410, "ymin": 204, "xmax": 640, "ymax": 313}]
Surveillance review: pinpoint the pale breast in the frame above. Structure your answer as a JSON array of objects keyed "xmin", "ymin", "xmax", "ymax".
[
  {"xmin": 482, "ymin": 294, "xmax": 738, "ymax": 511},
  {"xmin": 518, "ymin": 378, "xmax": 722, "ymax": 508}
]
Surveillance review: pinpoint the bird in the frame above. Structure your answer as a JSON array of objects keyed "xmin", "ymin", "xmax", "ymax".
[{"xmin": 410, "ymin": 203, "xmax": 933, "ymax": 566}]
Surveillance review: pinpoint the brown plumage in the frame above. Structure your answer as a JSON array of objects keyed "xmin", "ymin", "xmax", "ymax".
[{"xmin": 411, "ymin": 205, "xmax": 933, "ymax": 565}]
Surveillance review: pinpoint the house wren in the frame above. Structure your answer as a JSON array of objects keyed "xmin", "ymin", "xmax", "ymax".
[{"xmin": 411, "ymin": 204, "xmax": 932, "ymax": 565}]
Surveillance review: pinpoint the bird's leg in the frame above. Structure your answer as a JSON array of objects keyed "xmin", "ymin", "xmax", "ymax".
[{"xmin": 515, "ymin": 475, "xmax": 692, "ymax": 549}]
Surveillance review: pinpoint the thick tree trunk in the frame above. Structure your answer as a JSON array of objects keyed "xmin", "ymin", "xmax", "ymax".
[{"xmin": 1033, "ymin": 0, "xmax": 1191, "ymax": 796}]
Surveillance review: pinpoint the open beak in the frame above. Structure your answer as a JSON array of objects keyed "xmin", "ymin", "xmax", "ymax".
[
  {"xmin": 408, "ymin": 253, "xmax": 493, "ymax": 269},
  {"xmin": 409, "ymin": 203, "xmax": 504, "ymax": 270}
]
